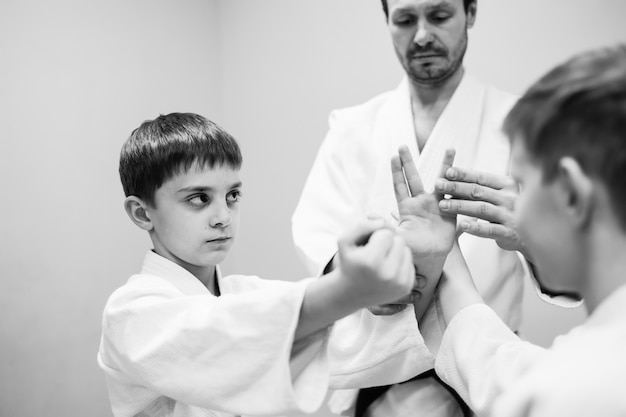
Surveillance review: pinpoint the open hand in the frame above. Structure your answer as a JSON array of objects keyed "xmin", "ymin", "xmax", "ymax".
[
  {"xmin": 393, "ymin": 145, "xmax": 457, "ymax": 262},
  {"xmin": 435, "ymin": 167, "xmax": 527, "ymax": 255},
  {"xmin": 367, "ymin": 146, "xmax": 456, "ymax": 316}
]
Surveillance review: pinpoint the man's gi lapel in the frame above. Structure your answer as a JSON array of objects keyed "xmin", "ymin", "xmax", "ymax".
[{"xmin": 417, "ymin": 72, "xmax": 486, "ymax": 192}]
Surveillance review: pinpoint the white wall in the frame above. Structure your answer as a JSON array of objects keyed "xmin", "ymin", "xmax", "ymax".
[
  {"xmin": 1, "ymin": 1, "xmax": 625, "ymax": 416},
  {"xmin": 0, "ymin": 1, "xmax": 221, "ymax": 415}
]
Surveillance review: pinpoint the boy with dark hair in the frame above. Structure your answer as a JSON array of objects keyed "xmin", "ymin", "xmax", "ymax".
[
  {"xmin": 393, "ymin": 45, "xmax": 626, "ymax": 416},
  {"xmin": 98, "ymin": 112, "xmax": 417, "ymax": 417}
]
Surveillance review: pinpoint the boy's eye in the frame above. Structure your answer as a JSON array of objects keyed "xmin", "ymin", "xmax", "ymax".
[
  {"xmin": 187, "ymin": 194, "xmax": 210, "ymax": 207},
  {"xmin": 226, "ymin": 190, "xmax": 241, "ymax": 203}
]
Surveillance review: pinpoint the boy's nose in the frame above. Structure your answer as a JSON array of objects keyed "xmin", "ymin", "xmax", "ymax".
[{"xmin": 209, "ymin": 203, "xmax": 231, "ymax": 228}]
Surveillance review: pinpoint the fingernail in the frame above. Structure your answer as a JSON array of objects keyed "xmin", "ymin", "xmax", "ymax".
[
  {"xmin": 446, "ymin": 168, "xmax": 456, "ymax": 179},
  {"xmin": 439, "ymin": 200, "xmax": 450, "ymax": 210},
  {"xmin": 460, "ymin": 222, "xmax": 469, "ymax": 230}
]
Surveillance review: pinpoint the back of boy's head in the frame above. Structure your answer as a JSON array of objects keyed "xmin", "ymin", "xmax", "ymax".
[
  {"xmin": 119, "ymin": 113, "xmax": 242, "ymax": 207},
  {"xmin": 504, "ymin": 44, "xmax": 626, "ymax": 229}
]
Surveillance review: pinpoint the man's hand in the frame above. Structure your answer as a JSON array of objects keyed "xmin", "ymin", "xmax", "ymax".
[
  {"xmin": 434, "ymin": 167, "xmax": 528, "ymax": 256},
  {"xmin": 337, "ymin": 220, "xmax": 416, "ymax": 308}
]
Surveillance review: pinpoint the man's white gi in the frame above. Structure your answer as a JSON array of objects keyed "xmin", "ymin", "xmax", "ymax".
[
  {"xmin": 436, "ymin": 285, "xmax": 626, "ymax": 417},
  {"xmin": 97, "ymin": 251, "xmax": 329, "ymax": 417},
  {"xmin": 292, "ymin": 73, "xmax": 526, "ymax": 416}
]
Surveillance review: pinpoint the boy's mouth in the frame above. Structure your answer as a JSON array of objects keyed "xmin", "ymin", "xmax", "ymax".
[{"xmin": 207, "ymin": 236, "xmax": 231, "ymax": 243}]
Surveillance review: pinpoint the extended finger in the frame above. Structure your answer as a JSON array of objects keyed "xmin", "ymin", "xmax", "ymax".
[
  {"xmin": 439, "ymin": 199, "xmax": 510, "ymax": 224},
  {"xmin": 437, "ymin": 149, "xmax": 457, "ymax": 179},
  {"xmin": 459, "ymin": 220, "xmax": 517, "ymax": 242},
  {"xmin": 391, "ymin": 154, "xmax": 410, "ymax": 202},
  {"xmin": 445, "ymin": 167, "xmax": 510, "ymax": 190},
  {"xmin": 398, "ymin": 145, "xmax": 424, "ymax": 196},
  {"xmin": 435, "ymin": 180, "xmax": 513, "ymax": 207},
  {"xmin": 435, "ymin": 149, "xmax": 456, "ymax": 200}
]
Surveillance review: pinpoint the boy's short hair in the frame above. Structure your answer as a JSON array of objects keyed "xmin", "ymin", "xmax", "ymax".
[
  {"xmin": 119, "ymin": 112, "xmax": 242, "ymax": 206},
  {"xmin": 504, "ymin": 44, "xmax": 626, "ymax": 230}
]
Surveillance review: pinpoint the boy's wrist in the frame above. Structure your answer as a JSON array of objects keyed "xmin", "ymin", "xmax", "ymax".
[{"xmin": 317, "ymin": 269, "xmax": 366, "ymax": 316}]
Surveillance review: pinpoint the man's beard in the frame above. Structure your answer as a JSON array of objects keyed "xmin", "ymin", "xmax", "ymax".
[{"xmin": 405, "ymin": 34, "xmax": 467, "ymax": 86}]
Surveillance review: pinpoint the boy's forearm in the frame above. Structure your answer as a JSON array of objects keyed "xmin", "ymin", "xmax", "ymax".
[
  {"xmin": 411, "ymin": 256, "xmax": 446, "ymax": 320},
  {"xmin": 438, "ymin": 243, "xmax": 484, "ymax": 326},
  {"xmin": 294, "ymin": 269, "xmax": 362, "ymax": 341}
]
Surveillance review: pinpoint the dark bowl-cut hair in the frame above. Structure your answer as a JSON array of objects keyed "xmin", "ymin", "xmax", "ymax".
[
  {"xmin": 381, "ymin": 0, "xmax": 476, "ymax": 19},
  {"xmin": 504, "ymin": 44, "xmax": 626, "ymax": 230},
  {"xmin": 119, "ymin": 112, "xmax": 242, "ymax": 207}
]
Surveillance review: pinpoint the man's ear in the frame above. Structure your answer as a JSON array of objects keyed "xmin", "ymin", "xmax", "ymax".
[
  {"xmin": 557, "ymin": 157, "xmax": 593, "ymax": 228},
  {"xmin": 124, "ymin": 196, "xmax": 154, "ymax": 231},
  {"xmin": 466, "ymin": 1, "xmax": 477, "ymax": 28}
]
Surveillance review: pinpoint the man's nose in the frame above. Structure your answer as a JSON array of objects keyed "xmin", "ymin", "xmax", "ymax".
[{"xmin": 413, "ymin": 21, "xmax": 434, "ymax": 47}]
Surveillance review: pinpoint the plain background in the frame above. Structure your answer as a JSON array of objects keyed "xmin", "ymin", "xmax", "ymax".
[{"xmin": 1, "ymin": 1, "xmax": 625, "ymax": 416}]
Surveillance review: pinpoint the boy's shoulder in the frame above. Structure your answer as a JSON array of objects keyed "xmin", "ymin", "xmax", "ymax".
[{"xmin": 103, "ymin": 273, "xmax": 182, "ymax": 312}]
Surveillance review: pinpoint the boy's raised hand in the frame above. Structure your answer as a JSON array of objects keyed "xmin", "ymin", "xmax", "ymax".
[
  {"xmin": 336, "ymin": 219, "xmax": 415, "ymax": 308},
  {"xmin": 393, "ymin": 146, "xmax": 457, "ymax": 263},
  {"xmin": 367, "ymin": 146, "xmax": 458, "ymax": 317}
]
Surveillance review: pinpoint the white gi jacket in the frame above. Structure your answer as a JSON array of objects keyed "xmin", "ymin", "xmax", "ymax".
[
  {"xmin": 97, "ymin": 251, "xmax": 329, "ymax": 417},
  {"xmin": 292, "ymin": 73, "xmax": 527, "ymax": 415},
  {"xmin": 436, "ymin": 285, "xmax": 626, "ymax": 417}
]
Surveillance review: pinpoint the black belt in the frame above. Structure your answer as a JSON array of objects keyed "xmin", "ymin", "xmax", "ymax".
[{"xmin": 354, "ymin": 369, "xmax": 472, "ymax": 417}]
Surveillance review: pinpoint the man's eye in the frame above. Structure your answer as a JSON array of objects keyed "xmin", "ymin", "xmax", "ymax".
[
  {"xmin": 188, "ymin": 194, "xmax": 209, "ymax": 207},
  {"xmin": 226, "ymin": 190, "xmax": 241, "ymax": 203},
  {"xmin": 394, "ymin": 16, "xmax": 416, "ymax": 26},
  {"xmin": 431, "ymin": 13, "xmax": 450, "ymax": 23}
]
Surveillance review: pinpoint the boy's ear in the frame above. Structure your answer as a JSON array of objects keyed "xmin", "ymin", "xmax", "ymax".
[
  {"xmin": 557, "ymin": 157, "xmax": 593, "ymax": 228},
  {"xmin": 124, "ymin": 196, "xmax": 154, "ymax": 231}
]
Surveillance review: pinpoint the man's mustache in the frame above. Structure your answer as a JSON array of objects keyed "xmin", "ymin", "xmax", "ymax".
[{"xmin": 408, "ymin": 45, "xmax": 447, "ymax": 57}]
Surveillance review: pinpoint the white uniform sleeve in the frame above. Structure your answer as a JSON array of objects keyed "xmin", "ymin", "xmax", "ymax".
[
  {"xmin": 99, "ymin": 276, "xmax": 328, "ymax": 415},
  {"xmin": 435, "ymin": 304, "xmax": 547, "ymax": 416}
]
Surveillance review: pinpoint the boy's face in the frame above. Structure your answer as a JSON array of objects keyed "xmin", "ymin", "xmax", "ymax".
[
  {"xmin": 146, "ymin": 162, "xmax": 241, "ymax": 278},
  {"xmin": 510, "ymin": 138, "xmax": 582, "ymax": 299}
]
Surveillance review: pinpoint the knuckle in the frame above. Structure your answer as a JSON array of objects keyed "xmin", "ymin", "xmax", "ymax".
[{"xmin": 470, "ymin": 184, "xmax": 482, "ymax": 199}]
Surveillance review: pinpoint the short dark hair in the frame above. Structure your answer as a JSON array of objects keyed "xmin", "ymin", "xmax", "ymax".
[
  {"xmin": 119, "ymin": 112, "xmax": 242, "ymax": 206},
  {"xmin": 504, "ymin": 45, "xmax": 626, "ymax": 229},
  {"xmin": 380, "ymin": 0, "xmax": 476, "ymax": 20}
]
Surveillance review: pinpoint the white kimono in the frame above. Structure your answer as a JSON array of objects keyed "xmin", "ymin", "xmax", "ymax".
[
  {"xmin": 97, "ymin": 251, "xmax": 329, "ymax": 417},
  {"xmin": 292, "ymin": 73, "xmax": 527, "ymax": 415},
  {"xmin": 435, "ymin": 285, "xmax": 626, "ymax": 417}
]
